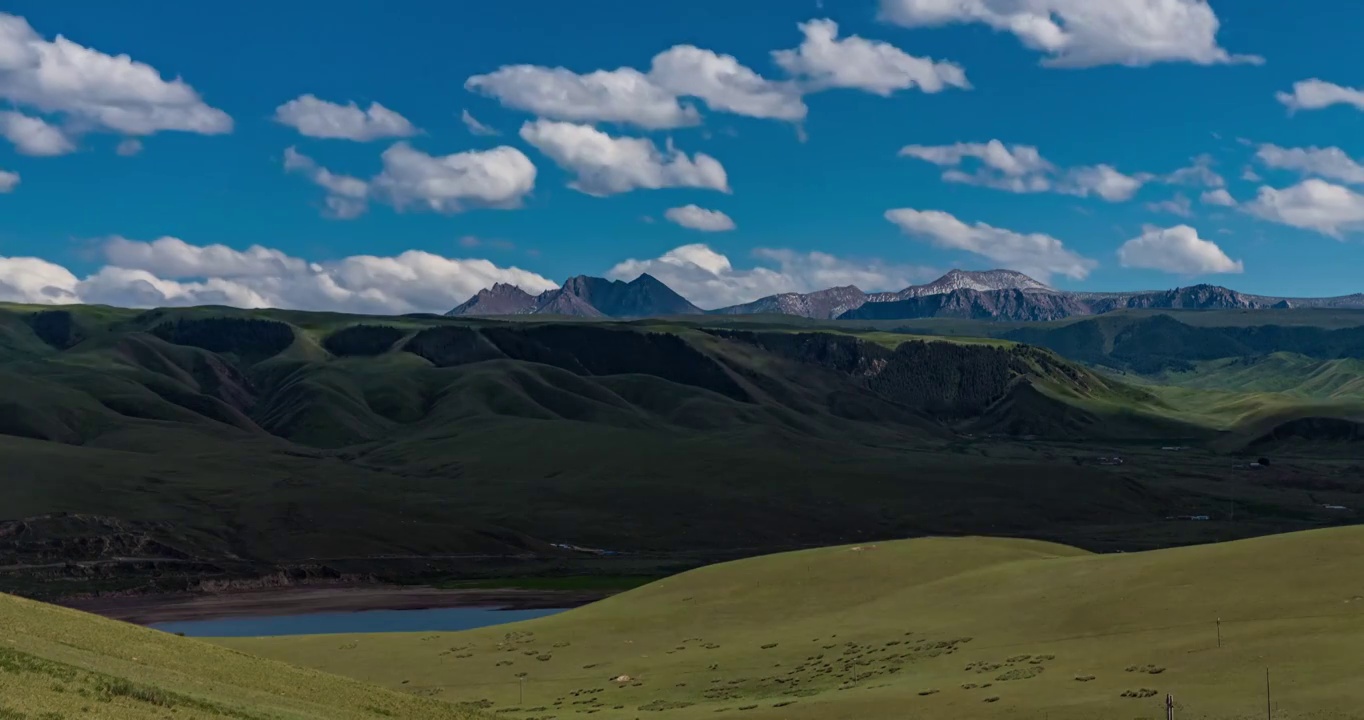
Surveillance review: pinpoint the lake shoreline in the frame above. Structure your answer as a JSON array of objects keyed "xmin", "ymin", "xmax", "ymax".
[{"xmin": 60, "ymin": 585, "xmax": 611, "ymax": 625}]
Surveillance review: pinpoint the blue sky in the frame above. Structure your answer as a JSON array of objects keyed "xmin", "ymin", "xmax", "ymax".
[{"xmin": 2, "ymin": 0, "xmax": 1364, "ymax": 312}]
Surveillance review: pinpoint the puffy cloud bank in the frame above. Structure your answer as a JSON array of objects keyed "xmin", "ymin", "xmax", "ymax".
[{"xmin": 0, "ymin": 236, "xmax": 558, "ymax": 315}]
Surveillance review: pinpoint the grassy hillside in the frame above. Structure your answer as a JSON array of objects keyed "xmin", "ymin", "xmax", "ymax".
[
  {"xmin": 879, "ymin": 312, "xmax": 1364, "ymax": 443},
  {"xmin": 1, "ymin": 303, "xmax": 1359, "ymax": 599},
  {"xmin": 1150, "ymin": 353, "xmax": 1364, "ymax": 400},
  {"xmin": 0, "ymin": 591, "xmax": 480, "ymax": 719},
  {"xmin": 224, "ymin": 528, "xmax": 1364, "ymax": 720},
  {"xmin": 996, "ymin": 313, "xmax": 1364, "ymax": 374}
]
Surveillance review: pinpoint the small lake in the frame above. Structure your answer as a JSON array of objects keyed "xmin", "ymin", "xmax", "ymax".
[{"xmin": 151, "ymin": 606, "xmax": 567, "ymax": 638}]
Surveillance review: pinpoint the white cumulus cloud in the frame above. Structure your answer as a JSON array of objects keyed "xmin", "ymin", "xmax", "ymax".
[
  {"xmin": 0, "ymin": 255, "xmax": 78, "ymax": 303},
  {"xmin": 461, "ymin": 109, "xmax": 499, "ymax": 136},
  {"xmin": 465, "ymin": 18, "xmax": 966, "ymax": 130},
  {"xmin": 273, "ymin": 94, "xmax": 417, "ymax": 141},
  {"xmin": 115, "ymin": 138, "xmax": 143, "ymax": 156},
  {"xmin": 519, "ymin": 120, "xmax": 728, "ymax": 196},
  {"xmin": 1059, "ymin": 164, "xmax": 1147, "ymax": 201},
  {"xmin": 900, "ymin": 140, "xmax": 1147, "ymax": 201},
  {"xmin": 1117, "ymin": 224, "xmax": 1243, "ymax": 274},
  {"xmin": 102, "ymin": 235, "xmax": 311, "ymax": 278},
  {"xmin": 878, "ymin": 0, "xmax": 1261, "ymax": 68},
  {"xmin": 370, "ymin": 142, "xmax": 538, "ymax": 213},
  {"xmin": 901, "ymin": 140, "xmax": 1053, "ymax": 177},
  {"xmin": 1147, "ymin": 193, "xmax": 1193, "ymax": 217},
  {"xmin": 0, "ymin": 110, "xmax": 73, "ymax": 155},
  {"xmin": 1200, "ymin": 188, "xmax": 1236, "ymax": 206},
  {"xmin": 0, "ymin": 168, "xmax": 17, "ymax": 192},
  {"xmin": 0, "ymin": 238, "xmax": 559, "ymax": 315},
  {"xmin": 1255, "ymin": 144, "xmax": 1364, "ymax": 185},
  {"xmin": 466, "ymin": 65, "xmax": 702, "ymax": 130},
  {"xmin": 648, "ymin": 45, "xmax": 807, "ymax": 122},
  {"xmin": 1245, "ymin": 179, "xmax": 1364, "ymax": 237},
  {"xmin": 606, "ymin": 243, "xmax": 933, "ymax": 308},
  {"xmin": 283, "ymin": 146, "xmax": 371, "ymax": 219},
  {"xmin": 1163, "ymin": 154, "xmax": 1225, "ymax": 188},
  {"xmin": 884, "ymin": 207, "xmax": 1096, "ymax": 281},
  {"xmin": 283, "ymin": 142, "xmax": 537, "ymax": 218},
  {"xmin": 771, "ymin": 18, "xmax": 970, "ymax": 95},
  {"xmin": 664, "ymin": 205, "xmax": 736, "ymax": 232},
  {"xmin": 1277, "ymin": 79, "xmax": 1364, "ymax": 113},
  {"xmin": 0, "ymin": 12, "xmax": 231, "ymax": 140}
]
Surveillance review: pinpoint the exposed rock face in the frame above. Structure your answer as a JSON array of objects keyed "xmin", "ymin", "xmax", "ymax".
[
  {"xmin": 841, "ymin": 289, "xmax": 1090, "ymax": 322},
  {"xmin": 710, "ymin": 270, "xmax": 1055, "ymax": 319},
  {"xmin": 534, "ymin": 290, "xmax": 606, "ymax": 318},
  {"xmin": 895, "ymin": 269, "xmax": 1053, "ymax": 298},
  {"xmin": 846, "ymin": 283, "xmax": 1299, "ymax": 322},
  {"xmin": 558, "ymin": 274, "xmax": 703, "ymax": 317},
  {"xmin": 711, "ymin": 286, "xmax": 869, "ymax": 320},
  {"xmin": 1078, "ymin": 284, "xmax": 1268, "ymax": 313},
  {"xmin": 447, "ymin": 283, "xmax": 539, "ymax": 316}
]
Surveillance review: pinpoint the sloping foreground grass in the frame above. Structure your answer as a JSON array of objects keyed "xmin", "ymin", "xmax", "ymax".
[
  {"xmin": 0, "ymin": 592, "xmax": 483, "ymax": 719},
  {"xmin": 225, "ymin": 529, "xmax": 1364, "ymax": 720}
]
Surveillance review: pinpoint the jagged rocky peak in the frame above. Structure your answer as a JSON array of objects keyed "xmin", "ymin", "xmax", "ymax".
[
  {"xmin": 565, "ymin": 273, "xmax": 703, "ymax": 317},
  {"xmin": 446, "ymin": 283, "xmax": 538, "ymax": 316},
  {"xmin": 918, "ymin": 269, "xmax": 1053, "ymax": 294},
  {"xmin": 535, "ymin": 289, "xmax": 605, "ymax": 318}
]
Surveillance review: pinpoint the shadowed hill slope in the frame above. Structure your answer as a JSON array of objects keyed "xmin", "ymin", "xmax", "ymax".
[
  {"xmin": 1, "ymin": 303, "xmax": 1359, "ymax": 598},
  {"xmin": 0, "ymin": 591, "xmax": 483, "ymax": 719},
  {"xmin": 707, "ymin": 329, "xmax": 1198, "ymax": 439},
  {"xmin": 225, "ymin": 527, "xmax": 1364, "ymax": 720}
]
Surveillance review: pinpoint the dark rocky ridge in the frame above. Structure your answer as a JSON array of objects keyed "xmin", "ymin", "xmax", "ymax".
[
  {"xmin": 448, "ymin": 283, "xmax": 540, "ymax": 316},
  {"xmin": 711, "ymin": 269, "xmax": 1053, "ymax": 319},
  {"xmin": 833, "ymin": 282, "xmax": 1364, "ymax": 322},
  {"xmin": 710, "ymin": 286, "xmax": 869, "ymax": 320},
  {"xmin": 841, "ymin": 288, "xmax": 1091, "ymax": 322}
]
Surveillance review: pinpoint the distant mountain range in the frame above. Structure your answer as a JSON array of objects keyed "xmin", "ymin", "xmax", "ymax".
[
  {"xmin": 448, "ymin": 269, "xmax": 1364, "ymax": 322},
  {"xmin": 449, "ymin": 274, "xmax": 703, "ymax": 319}
]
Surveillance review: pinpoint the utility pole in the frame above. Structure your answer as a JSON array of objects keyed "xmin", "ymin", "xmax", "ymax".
[
  {"xmin": 1166, "ymin": 693, "xmax": 1175, "ymax": 720},
  {"xmin": 519, "ymin": 677, "xmax": 524, "ymax": 706},
  {"xmin": 1216, "ymin": 617, "xmax": 1221, "ymax": 648},
  {"xmin": 1265, "ymin": 668, "xmax": 1272, "ymax": 720}
]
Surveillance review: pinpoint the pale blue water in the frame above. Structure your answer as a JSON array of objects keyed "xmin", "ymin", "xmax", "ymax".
[{"xmin": 151, "ymin": 606, "xmax": 566, "ymax": 638}]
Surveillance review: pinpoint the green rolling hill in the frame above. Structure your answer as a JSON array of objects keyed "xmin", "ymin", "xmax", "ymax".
[
  {"xmin": 0, "ymin": 590, "xmax": 482, "ymax": 719},
  {"xmin": 222, "ymin": 526, "xmax": 1364, "ymax": 720},
  {"xmin": 1149, "ymin": 353, "xmax": 1364, "ymax": 400}
]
